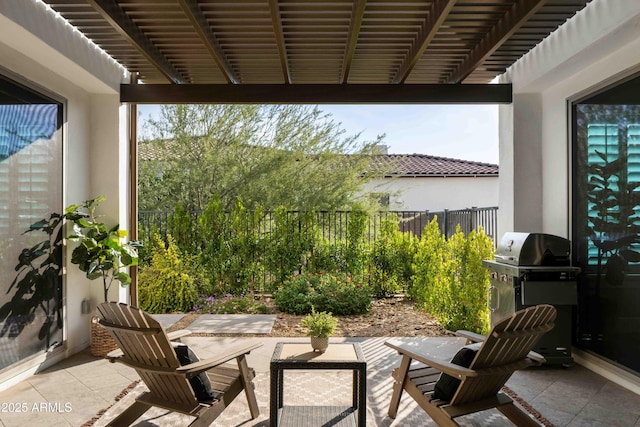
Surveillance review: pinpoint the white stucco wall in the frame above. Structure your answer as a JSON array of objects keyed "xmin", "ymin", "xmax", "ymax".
[
  {"xmin": 498, "ymin": 0, "xmax": 640, "ymax": 392},
  {"xmin": 0, "ymin": 0, "xmax": 130, "ymax": 388},
  {"xmin": 363, "ymin": 176, "xmax": 498, "ymax": 211},
  {"xmin": 498, "ymin": 0, "xmax": 640, "ymax": 239}
]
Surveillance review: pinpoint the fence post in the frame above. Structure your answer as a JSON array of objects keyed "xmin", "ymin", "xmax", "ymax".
[
  {"xmin": 471, "ymin": 206, "xmax": 477, "ymax": 234},
  {"xmin": 443, "ymin": 209, "xmax": 448, "ymax": 238}
]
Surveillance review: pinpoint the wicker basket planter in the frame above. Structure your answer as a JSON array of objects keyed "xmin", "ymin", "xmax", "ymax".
[{"xmin": 90, "ymin": 316, "xmax": 117, "ymax": 357}]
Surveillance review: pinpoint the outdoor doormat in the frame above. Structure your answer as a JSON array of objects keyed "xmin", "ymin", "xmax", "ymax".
[{"xmin": 85, "ymin": 370, "xmax": 554, "ymax": 427}]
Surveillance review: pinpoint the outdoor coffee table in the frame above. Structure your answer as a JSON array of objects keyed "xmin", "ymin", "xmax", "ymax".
[{"xmin": 270, "ymin": 342, "xmax": 367, "ymax": 427}]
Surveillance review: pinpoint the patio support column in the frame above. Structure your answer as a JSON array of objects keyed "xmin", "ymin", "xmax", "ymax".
[
  {"xmin": 128, "ymin": 73, "xmax": 138, "ymax": 306},
  {"xmin": 498, "ymin": 92, "xmax": 543, "ymax": 236},
  {"xmin": 89, "ymin": 93, "xmax": 132, "ymax": 304}
]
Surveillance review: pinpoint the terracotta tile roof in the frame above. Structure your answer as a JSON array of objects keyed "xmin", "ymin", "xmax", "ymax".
[
  {"xmin": 371, "ymin": 154, "xmax": 498, "ymax": 177},
  {"xmin": 139, "ymin": 142, "xmax": 163, "ymax": 161},
  {"xmin": 140, "ymin": 142, "xmax": 498, "ymax": 177}
]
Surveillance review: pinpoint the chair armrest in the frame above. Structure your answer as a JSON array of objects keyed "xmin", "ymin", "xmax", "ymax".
[
  {"xmin": 176, "ymin": 341, "xmax": 263, "ymax": 377},
  {"xmin": 455, "ymin": 330, "xmax": 485, "ymax": 344},
  {"xmin": 168, "ymin": 329, "xmax": 192, "ymax": 341},
  {"xmin": 385, "ymin": 341, "xmax": 478, "ymax": 380},
  {"xmin": 386, "ymin": 340, "xmax": 545, "ymax": 380}
]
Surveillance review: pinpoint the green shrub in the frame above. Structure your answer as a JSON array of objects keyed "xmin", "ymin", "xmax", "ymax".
[
  {"xmin": 273, "ymin": 274, "xmax": 317, "ymax": 314},
  {"xmin": 138, "ymin": 234, "xmax": 198, "ymax": 313},
  {"xmin": 197, "ymin": 197, "xmax": 232, "ymax": 293},
  {"xmin": 345, "ymin": 205, "xmax": 369, "ymax": 274},
  {"xmin": 169, "ymin": 203, "xmax": 199, "ymax": 255},
  {"xmin": 193, "ymin": 197, "xmax": 266, "ymax": 295},
  {"xmin": 219, "ymin": 199, "xmax": 264, "ymax": 294},
  {"xmin": 443, "ymin": 227, "xmax": 494, "ymax": 333},
  {"xmin": 193, "ymin": 293, "xmax": 272, "ymax": 314},
  {"xmin": 310, "ymin": 271, "xmax": 371, "ymax": 315},
  {"xmin": 274, "ymin": 271, "xmax": 371, "ymax": 315},
  {"xmin": 370, "ymin": 216, "xmax": 418, "ymax": 297},
  {"xmin": 409, "ymin": 218, "xmax": 446, "ymax": 304},
  {"xmin": 309, "ymin": 238, "xmax": 342, "ymax": 273},
  {"xmin": 411, "ymin": 219, "xmax": 494, "ymax": 334}
]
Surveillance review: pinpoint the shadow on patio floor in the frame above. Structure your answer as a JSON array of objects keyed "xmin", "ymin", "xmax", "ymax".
[{"xmin": 0, "ymin": 336, "xmax": 639, "ymax": 426}]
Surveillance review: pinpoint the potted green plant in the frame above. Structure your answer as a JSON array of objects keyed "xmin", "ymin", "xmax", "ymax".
[
  {"xmin": 300, "ymin": 307, "xmax": 338, "ymax": 352},
  {"xmin": 65, "ymin": 196, "xmax": 140, "ymax": 355},
  {"xmin": 66, "ymin": 196, "xmax": 140, "ymax": 302}
]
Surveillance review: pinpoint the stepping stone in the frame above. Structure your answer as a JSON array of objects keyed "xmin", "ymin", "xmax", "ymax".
[
  {"xmin": 151, "ymin": 314, "xmax": 187, "ymax": 330},
  {"xmin": 187, "ymin": 314, "xmax": 276, "ymax": 334}
]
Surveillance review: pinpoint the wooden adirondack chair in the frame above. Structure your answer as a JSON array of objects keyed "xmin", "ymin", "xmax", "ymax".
[
  {"xmin": 96, "ymin": 302, "xmax": 262, "ymax": 427},
  {"xmin": 386, "ymin": 304, "xmax": 556, "ymax": 427}
]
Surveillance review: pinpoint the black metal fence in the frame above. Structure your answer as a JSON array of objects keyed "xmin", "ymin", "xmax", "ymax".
[
  {"xmin": 138, "ymin": 206, "xmax": 498, "ymax": 247},
  {"xmin": 138, "ymin": 206, "xmax": 498, "ymax": 292}
]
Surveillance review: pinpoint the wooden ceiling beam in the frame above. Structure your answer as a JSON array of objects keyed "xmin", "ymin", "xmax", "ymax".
[
  {"xmin": 446, "ymin": 0, "xmax": 548, "ymax": 83},
  {"xmin": 268, "ymin": 0, "xmax": 292, "ymax": 84},
  {"xmin": 393, "ymin": 0, "xmax": 456, "ymax": 84},
  {"xmin": 120, "ymin": 83, "xmax": 512, "ymax": 104},
  {"xmin": 86, "ymin": 0, "xmax": 188, "ymax": 84},
  {"xmin": 177, "ymin": 0, "xmax": 238, "ymax": 84},
  {"xmin": 341, "ymin": 0, "xmax": 367, "ymax": 84}
]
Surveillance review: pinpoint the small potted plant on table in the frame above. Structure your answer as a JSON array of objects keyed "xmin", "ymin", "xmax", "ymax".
[{"xmin": 301, "ymin": 308, "xmax": 338, "ymax": 353}]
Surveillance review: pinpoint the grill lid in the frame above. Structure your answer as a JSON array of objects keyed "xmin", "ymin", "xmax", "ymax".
[{"xmin": 495, "ymin": 232, "xmax": 571, "ymax": 266}]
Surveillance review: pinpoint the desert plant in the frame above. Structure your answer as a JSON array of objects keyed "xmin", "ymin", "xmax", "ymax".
[
  {"xmin": 300, "ymin": 307, "xmax": 338, "ymax": 338},
  {"xmin": 66, "ymin": 196, "xmax": 140, "ymax": 302}
]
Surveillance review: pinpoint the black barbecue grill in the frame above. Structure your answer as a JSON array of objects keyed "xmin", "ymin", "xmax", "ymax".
[{"xmin": 483, "ymin": 232, "xmax": 581, "ymax": 365}]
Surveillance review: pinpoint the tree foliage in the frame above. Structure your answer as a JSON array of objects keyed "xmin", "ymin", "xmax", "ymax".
[{"xmin": 139, "ymin": 104, "xmax": 385, "ymax": 211}]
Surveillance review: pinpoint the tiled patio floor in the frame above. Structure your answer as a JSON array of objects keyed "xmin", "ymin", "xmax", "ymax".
[{"xmin": 0, "ymin": 336, "xmax": 639, "ymax": 426}]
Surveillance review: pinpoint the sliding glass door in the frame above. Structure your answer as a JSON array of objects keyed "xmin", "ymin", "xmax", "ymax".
[
  {"xmin": 0, "ymin": 74, "xmax": 63, "ymax": 371},
  {"xmin": 572, "ymin": 74, "xmax": 640, "ymax": 373}
]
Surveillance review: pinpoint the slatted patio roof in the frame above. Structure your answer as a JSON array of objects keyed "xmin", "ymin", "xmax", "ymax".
[{"xmin": 41, "ymin": 0, "xmax": 591, "ymax": 102}]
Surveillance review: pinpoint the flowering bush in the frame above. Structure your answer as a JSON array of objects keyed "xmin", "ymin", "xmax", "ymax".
[
  {"xmin": 274, "ymin": 271, "xmax": 371, "ymax": 315},
  {"xmin": 193, "ymin": 293, "xmax": 272, "ymax": 314}
]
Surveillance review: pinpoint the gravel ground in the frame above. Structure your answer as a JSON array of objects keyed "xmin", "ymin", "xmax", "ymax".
[{"xmin": 168, "ymin": 296, "xmax": 451, "ymax": 338}]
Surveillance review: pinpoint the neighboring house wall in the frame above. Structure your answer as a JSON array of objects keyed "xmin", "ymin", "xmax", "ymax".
[
  {"xmin": 0, "ymin": 0, "xmax": 129, "ymax": 390},
  {"xmin": 364, "ymin": 176, "xmax": 498, "ymax": 211},
  {"xmin": 500, "ymin": 0, "xmax": 640, "ymax": 392}
]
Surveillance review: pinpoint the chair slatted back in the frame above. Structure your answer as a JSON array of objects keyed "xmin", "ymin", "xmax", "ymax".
[
  {"xmin": 450, "ymin": 304, "xmax": 556, "ymax": 405},
  {"xmin": 96, "ymin": 302, "xmax": 197, "ymax": 408}
]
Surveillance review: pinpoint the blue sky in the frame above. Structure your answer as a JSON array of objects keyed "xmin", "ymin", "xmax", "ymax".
[{"xmin": 138, "ymin": 104, "xmax": 499, "ymax": 164}]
